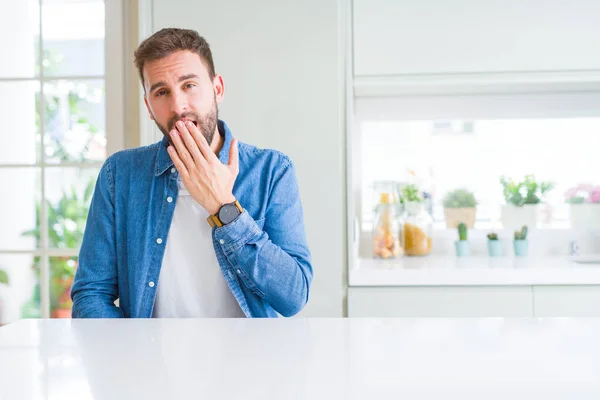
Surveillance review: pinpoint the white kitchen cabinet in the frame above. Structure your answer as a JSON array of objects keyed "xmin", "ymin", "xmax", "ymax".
[
  {"xmin": 349, "ymin": 285, "xmax": 600, "ymax": 317},
  {"xmin": 348, "ymin": 286, "xmax": 533, "ymax": 317},
  {"xmin": 533, "ymin": 286, "xmax": 600, "ymax": 317},
  {"xmin": 353, "ymin": 0, "xmax": 600, "ymax": 77}
]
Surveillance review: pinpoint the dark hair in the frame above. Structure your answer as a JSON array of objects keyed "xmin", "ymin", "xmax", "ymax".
[{"xmin": 134, "ymin": 28, "xmax": 216, "ymax": 91}]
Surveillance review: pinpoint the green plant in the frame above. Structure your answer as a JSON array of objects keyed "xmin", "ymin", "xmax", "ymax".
[
  {"xmin": 514, "ymin": 225, "xmax": 528, "ymax": 241},
  {"xmin": 399, "ymin": 184, "xmax": 423, "ymax": 204},
  {"xmin": 487, "ymin": 233, "xmax": 499, "ymax": 241},
  {"xmin": 0, "ymin": 269, "xmax": 8, "ymax": 285},
  {"xmin": 500, "ymin": 175, "xmax": 554, "ymax": 206},
  {"xmin": 444, "ymin": 188, "xmax": 477, "ymax": 209},
  {"xmin": 457, "ymin": 223, "xmax": 468, "ymax": 241},
  {"xmin": 21, "ymin": 178, "xmax": 95, "ymax": 312}
]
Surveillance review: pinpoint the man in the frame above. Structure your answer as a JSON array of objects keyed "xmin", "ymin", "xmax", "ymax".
[{"xmin": 71, "ymin": 28, "xmax": 313, "ymax": 318}]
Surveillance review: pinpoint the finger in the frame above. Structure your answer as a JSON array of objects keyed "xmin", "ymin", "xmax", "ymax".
[
  {"xmin": 170, "ymin": 129, "xmax": 195, "ymax": 171},
  {"xmin": 176, "ymin": 121, "xmax": 207, "ymax": 167},
  {"xmin": 167, "ymin": 145, "xmax": 189, "ymax": 178},
  {"xmin": 228, "ymin": 139, "xmax": 239, "ymax": 174},
  {"xmin": 185, "ymin": 121, "xmax": 218, "ymax": 163}
]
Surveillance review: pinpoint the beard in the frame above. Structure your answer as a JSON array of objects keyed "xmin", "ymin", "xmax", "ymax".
[{"xmin": 155, "ymin": 95, "xmax": 218, "ymax": 146}]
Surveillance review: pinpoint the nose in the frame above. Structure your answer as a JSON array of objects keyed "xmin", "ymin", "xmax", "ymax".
[{"xmin": 170, "ymin": 90, "xmax": 188, "ymax": 115}]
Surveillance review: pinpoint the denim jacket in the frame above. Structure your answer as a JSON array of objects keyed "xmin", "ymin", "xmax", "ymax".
[{"xmin": 71, "ymin": 120, "xmax": 312, "ymax": 318}]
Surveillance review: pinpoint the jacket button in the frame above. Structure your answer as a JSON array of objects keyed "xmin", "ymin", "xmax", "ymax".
[
  {"xmin": 171, "ymin": 168, "xmax": 176, "ymax": 174},
  {"xmin": 148, "ymin": 281, "xmax": 155, "ymax": 288},
  {"xmin": 167, "ymin": 197, "xmax": 173, "ymax": 203},
  {"xmin": 219, "ymin": 239, "xmax": 225, "ymax": 245},
  {"xmin": 156, "ymin": 238, "xmax": 163, "ymax": 244}
]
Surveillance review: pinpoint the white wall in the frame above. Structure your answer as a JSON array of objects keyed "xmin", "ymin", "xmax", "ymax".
[{"xmin": 148, "ymin": 0, "xmax": 346, "ymax": 316}]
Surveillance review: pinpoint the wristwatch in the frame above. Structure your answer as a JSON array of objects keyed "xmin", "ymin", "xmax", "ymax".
[{"xmin": 207, "ymin": 200, "xmax": 243, "ymax": 228}]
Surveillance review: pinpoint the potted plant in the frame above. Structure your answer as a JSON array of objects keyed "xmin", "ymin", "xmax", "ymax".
[
  {"xmin": 513, "ymin": 225, "xmax": 529, "ymax": 257},
  {"xmin": 565, "ymin": 184, "xmax": 600, "ymax": 229},
  {"xmin": 455, "ymin": 223, "xmax": 470, "ymax": 257},
  {"xmin": 443, "ymin": 188, "xmax": 477, "ymax": 228},
  {"xmin": 487, "ymin": 232, "xmax": 503, "ymax": 257},
  {"xmin": 500, "ymin": 175, "xmax": 553, "ymax": 229},
  {"xmin": 21, "ymin": 178, "xmax": 94, "ymax": 318}
]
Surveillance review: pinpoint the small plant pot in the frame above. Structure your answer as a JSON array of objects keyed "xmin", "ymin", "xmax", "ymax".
[
  {"xmin": 487, "ymin": 240, "xmax": 504, "ymax": 257},
  {"xmin": 444, "ymin": 207, "xmax": 476, "ymax": 229},
  {"xmin": 513, "ymin": 240, "xmax": 529, "ymax": 257},
  {"xmin": 51, "ymin": 308, "xmax": 71, "ymax": 319},
  {"xmin": 569, "ymin": 204, "xmax": 600, "ymax": 229},
  {"xmin": 455, "ymin": 240, "xmax": 470, "ymax": 257},
  {"xmin": 501, "ymin": 205, "xmax": 538, "ymax": 229}
]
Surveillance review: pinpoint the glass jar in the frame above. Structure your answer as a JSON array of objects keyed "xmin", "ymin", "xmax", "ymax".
[
  {"xmin": 372, "ymin": 192, "xmax": 404, "ymax": 259},
  {"xmin": 402, "ymin": 201, "xmax": 433, "ymax": 256}
]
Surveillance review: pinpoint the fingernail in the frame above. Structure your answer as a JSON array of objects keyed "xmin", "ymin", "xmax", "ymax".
[
  {"xmin": 168, "ymin": 146, "xmax": 174, "ymax": 152},
  {"xmin": 171, "ymin": 130, "xmax": 178, "ymax": 137},
  {"xmin": 187, "ymin": 121, "xmax": 194, "ymax": 127},
  {"xmin": 177, "ymin": 121, "xmax": 183, "ymax": 127}
]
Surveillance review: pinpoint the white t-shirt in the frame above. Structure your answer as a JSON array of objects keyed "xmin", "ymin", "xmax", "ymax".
[{"xmin": 152, "ymin": 180, "xmax": 245, "ymax": 318}]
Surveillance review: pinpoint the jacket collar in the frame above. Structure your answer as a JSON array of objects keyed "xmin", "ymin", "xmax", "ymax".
[{"xmin": 154, "ymin": 119, "xmax": 234, "ymax": 176}]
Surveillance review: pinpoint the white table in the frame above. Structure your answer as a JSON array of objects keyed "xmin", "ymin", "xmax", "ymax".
[{"xmin": 1, "ymin": 318, "xmax": 600, "ymax": 399}]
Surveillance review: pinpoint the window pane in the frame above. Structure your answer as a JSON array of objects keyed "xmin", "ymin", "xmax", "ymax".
[
  {"xmin": 359, "ymin": 118, "xmax": 600, "ymax": 230},
  {"xmin": 45, "ymin": 168, "xmax": 99, "ymax": 249},
  {"xmin": 43, "ymin": 80, "xmax": 106, "ymax": 164},
  {"xmin": 0, "ymin": 81, "xmax": 39, "ymax": 164},
  {"xmin": 42, "ymin": 0, "xmax": 105, "ymax": 77},
  {"xmin": 0, "ymin": 169, "xmax": 40, "ymax": 250},
  {"xmin": 0, "ymin": 255, "xmax": 40, "ymax": 325},
  {"xmin": 49, "ymin": 256, "xmax": 76, "ymax": 318},
  {"xmin": 0, "ymin": 1, "xmax": 39, "ymax": 78}
]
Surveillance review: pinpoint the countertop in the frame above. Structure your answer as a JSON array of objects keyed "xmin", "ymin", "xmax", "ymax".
[
  {"xmin": 1, "ymin": 318, "xmax": 600, "ymax": 399},
  {"xmin": 350, "ymin": 256, "xmax": 600, "ymax": 286}
]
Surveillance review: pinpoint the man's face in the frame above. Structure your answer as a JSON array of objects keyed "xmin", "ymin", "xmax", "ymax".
[{"xmin": 143, "ymin": 50, "xmax": 224, "ymax": 145}]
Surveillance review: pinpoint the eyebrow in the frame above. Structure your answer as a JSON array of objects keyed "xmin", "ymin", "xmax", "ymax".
[{"xmin": 148, "ymin": 74, "xmax": 200, "ymax": 94}]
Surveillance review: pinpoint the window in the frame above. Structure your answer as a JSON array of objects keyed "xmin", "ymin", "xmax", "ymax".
[
  {"xmin": 359, "ymin": 117, "xmax": 600, "ymax": 229},
  {"xmin": 351, "ymin": 92, "xmax": 600, "ymax": 258},
  {"xmin": 0, "ymin": 0, "xmax": 124, "ymax": 323}
]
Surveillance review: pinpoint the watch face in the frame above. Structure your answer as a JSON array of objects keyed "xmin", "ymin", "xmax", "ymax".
[{"xmin": 218, "ymin": 203, "xmax": 241, "ymax": 225}]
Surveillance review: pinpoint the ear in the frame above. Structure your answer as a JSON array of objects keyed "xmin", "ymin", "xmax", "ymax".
[
  {"xmin": 143, "ymin": 96, "xmax": 155, "ymax": 120},
  {"xmin": 213, "ymin": 74, "xmax": 225, "ymax": 104}
]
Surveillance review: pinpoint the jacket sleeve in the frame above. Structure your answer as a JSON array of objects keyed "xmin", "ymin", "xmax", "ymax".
[
  {"xmin": 213, "ymin": 160, "xmax": 313, "ymax": 317},
  {"xmin": 71, "ymin": 157, "xmax": 124, "ymax": 318}
]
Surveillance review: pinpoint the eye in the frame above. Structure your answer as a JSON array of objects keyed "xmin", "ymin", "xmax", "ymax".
[
  {"xmin": 184, "ymin": 83, "xmax": 196, "ymax": 89},
  {"xmin": 156, "ymin": 89, "xmax": 167, "ymax": 97}
]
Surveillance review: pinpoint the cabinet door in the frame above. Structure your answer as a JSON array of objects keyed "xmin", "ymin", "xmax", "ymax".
[
  {"xmin": 353, "ymin": 0, "xmax": 600, "ymax": 77},
  {"xmin": 534, "ymin": 286, "xmax": 600, "ymax": 317},
  {"xmin": 348, "ymin": 287, "xmax": 533, "ymax": 317}
]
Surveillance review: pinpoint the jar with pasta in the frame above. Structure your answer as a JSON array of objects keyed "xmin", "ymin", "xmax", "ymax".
[{"xmin": 402, "ymin": 201, "xmax": 433, "ymax": 256}]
